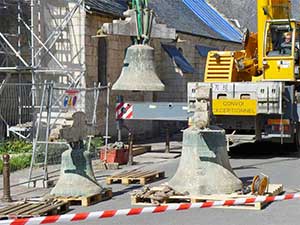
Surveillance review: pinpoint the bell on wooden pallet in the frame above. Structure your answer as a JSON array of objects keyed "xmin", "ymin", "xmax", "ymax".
[
  {"xmin": 50, "ymin": 112, "xmax": 103, "ymax": 197},
  {"xmin": 168, "ymin": 127, "xmax": 243, "ymax": 196},
  {"xmin": 50, "ymin": 141, "xmax": 103, "ymax": 197},
  {"xmin": 112, "ymin": 44, "xmax": 165, "ymax": 91}
]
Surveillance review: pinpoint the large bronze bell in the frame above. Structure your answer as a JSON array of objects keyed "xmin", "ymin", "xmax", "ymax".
[
  {"xmin": 112, "ymin": 44, "xmax": 165, "ymax": 91},
  {"xmin": 168, "ymin": 127, "xmax": 242, "ymax": 195}
]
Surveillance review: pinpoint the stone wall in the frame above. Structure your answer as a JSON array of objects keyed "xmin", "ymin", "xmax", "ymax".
[
  {"xmin": 152, "ymin": 33, "xmax": 241, "ymax": 102},
  {"xmin": 0, "ymin": 8, "xmax": 242, "ymax": 140},
  {"xmin": 85, "ymin": 13, "xmax": 242, "ymax": 141}
]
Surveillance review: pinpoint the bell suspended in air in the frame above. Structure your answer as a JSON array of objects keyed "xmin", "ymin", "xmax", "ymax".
[{"xmin": 112, "ymin": 44, "xmax": 165, "ymax": 91}]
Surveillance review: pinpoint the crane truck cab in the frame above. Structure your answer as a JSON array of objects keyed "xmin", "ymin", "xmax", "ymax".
[{"xmin": 263, "ymin": 19, "xmax": 300, "ymax": 80}]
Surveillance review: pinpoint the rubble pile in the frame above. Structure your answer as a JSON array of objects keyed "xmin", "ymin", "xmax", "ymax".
[{"xmin": 132, "ymin": 185, "xmax": 188, "ymax": 205}]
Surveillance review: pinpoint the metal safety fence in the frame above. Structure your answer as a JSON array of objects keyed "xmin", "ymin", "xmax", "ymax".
[
  {"xmin": 0, "ymin": 81, "xmax": 110, "ymax": 186},
  {"xmin": 0, "ymin": 82, "xmax": 33, "ymax": 140},
  {"xmin": 28, "ymin": 82, "xmax": 110, "ymax": 187}
]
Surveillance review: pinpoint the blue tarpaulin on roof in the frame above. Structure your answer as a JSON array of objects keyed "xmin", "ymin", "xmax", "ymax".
[
  {"xmin": 182, "ymin": 0, "xmax": 242, "ymax": 42},
  {"xmin": 161, "ymin": 44, "xmax": 194, "ymax": 73},
  {"xmin": 196, "ymin": 45, "xmax": 218, "ymax": 56}
]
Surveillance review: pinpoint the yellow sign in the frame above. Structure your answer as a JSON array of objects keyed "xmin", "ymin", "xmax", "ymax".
[{"xmin": 212, "ymin": 99, "xmax": 257, "ymax": 116}]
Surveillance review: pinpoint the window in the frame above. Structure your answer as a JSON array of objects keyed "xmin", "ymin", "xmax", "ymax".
[
  {"xmin": 195, "ymin": 45, "xmax": 218, "ymax": 57},
  {"xmin": 98, "ymin": 38, "xmax": 107, "ymax": 86},
  {"xmin": 295, "ymin": 28, "xmax": 300, "ymax": 64},
  {"xmin": 265, "ymin": 24, "xmax": 294, "ymax": 57},
  {"xmin": 161, "ymin": 44, "xmax": 194, "ymax": 73}
]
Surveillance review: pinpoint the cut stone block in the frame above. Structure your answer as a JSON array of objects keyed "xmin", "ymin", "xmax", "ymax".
[
  {"xmin": 192, "ymin": 111, "xmax": 209, "ymax": 128},
  {"xmin": 195, "ymin": 101, "xmax": 209, "ymax": 111},
  {"xmin": 195, "ymin": 86, "xmax": 211, "ymax": 100}
]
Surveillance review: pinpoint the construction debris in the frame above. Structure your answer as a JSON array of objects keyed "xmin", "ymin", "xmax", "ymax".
[{"xmin": 131, "ymin": 184, "xmax": 187, "ymax": 205}]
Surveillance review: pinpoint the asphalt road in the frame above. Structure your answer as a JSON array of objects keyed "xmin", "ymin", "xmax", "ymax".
[
  {"xmin": 54, "ymin": 142, "xmax": 300, "ymax": 225},
  {"xmin": 2, "ymin": 141, "xmax": 300, "ymax": 225}
]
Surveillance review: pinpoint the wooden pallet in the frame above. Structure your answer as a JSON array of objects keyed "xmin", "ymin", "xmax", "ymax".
[
  {"xmin": 106, "ymin": 169, "xmax": 165, "ymax": 185},
  {"xmin": 132, "ymin": 145, "xmax": 151, "ymax": 156},
  {"xmin": 123, "ymin": 145, "xmax": 151, "ymax": 156},
  {"xmin": 0, "ymin": 200, "xmax": 69, "ymax": 219},
  {"xmin": 131, "ymin": 184, "xmax": 283, "ymax": 210},
  {"xmin": 54, "ymin": 189, "xmax": 112, "ymax": 207}
]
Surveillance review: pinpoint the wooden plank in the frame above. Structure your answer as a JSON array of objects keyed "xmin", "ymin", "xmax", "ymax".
[
  {"xmin": 127, "ymin": 170, "xmax": 158, "ymax": 178},
  {"xmin": 110, "ymin": 169, "xmax": 141, "ymax": 178},
  {"xmin": 31, "ymin": 201, "xmax": 69, "ymax": 216},
  {"xmin": 124, "ymin": 171, "xmax": 164, "ymax": 185},
  {"xmin": 122, "ymin": 145, "xmax": 151, "ymax": 156},
  {"xmin": 0, "ymin": 203, "xmax": 28, "ymax": 214},
  {"xmin": 107, "ymin": 170, "xmax": 150, "ymax": 182},
  {"xmin": 140, "ymin": 171, "xmax": 164, "ymax": 178},
  {"xmin": 19, "ymin": 203, "xmax": 53, "ymax": 215},
  {"xmin": 0, "ymin": 201, "xmax": 69, "ymax": 219},
  {"xmin": 2, "ymin": 203, "xmax": 39, "ymax": 215},
  {"xmin": 133, "ymin": 145, "xmax": 151, "ymax": 156}
]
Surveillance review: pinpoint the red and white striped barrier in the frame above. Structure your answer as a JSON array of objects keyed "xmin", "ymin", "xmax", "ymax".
[
  {"xmin": 115, "ymin": 102, "xmax": 133, "ymax": 120},
  {"xmin": 3, "ymin": 193, "xmax": 300, "ymax": 225}
]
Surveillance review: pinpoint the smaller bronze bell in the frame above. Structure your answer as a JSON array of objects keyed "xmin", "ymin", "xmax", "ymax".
[
  {"xmin": 50, "ymin": 142, "xmax": 103, "ymax": 197},
  {"xmin": 50, "ymin": 112, "xmax": 103, "ymax": 197},
  {"xmin": 112, "ymin": 44, "xmax": 165, "ymax": 91}
]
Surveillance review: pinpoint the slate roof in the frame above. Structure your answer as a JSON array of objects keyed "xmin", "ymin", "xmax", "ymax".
[
  {"xmin": 149, "ymin": 0, "xmax": 228, "ymax": 41},
  {"xmin": 85, "ymin": 0, "xmax": 127, "ymax": 17},
  {"xmin": 85, "ymin": 0, "xmax": 241, "ymax": 43}
]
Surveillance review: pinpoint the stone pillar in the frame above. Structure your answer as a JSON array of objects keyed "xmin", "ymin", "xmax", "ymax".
[{"xmin": 2, "ymin": 154, "xmax": 12, "ymax": 202}]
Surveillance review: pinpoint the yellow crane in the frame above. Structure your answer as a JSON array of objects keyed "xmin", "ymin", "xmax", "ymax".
[
  {"xmin": 204, "ymin": 0, "xmax": 298, "ymax": 82},
  {"xmin": 189, "ymin": 0, "xmax": 300, "ymax": 150}
]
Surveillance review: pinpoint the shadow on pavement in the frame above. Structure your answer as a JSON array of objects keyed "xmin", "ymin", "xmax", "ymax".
[
  {"xmin": 112, "ymin": 185, "xmax": 142, "ymax": 197},
  {"xmin": 229, "ymin": 142, "xmax": 300, "ymax": 159}
]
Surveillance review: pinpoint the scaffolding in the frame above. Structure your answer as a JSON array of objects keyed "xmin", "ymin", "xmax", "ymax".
[
  {"xmin": 0, "ymin": 0, "xmax": 31, "ymax": 137},
  {"xmin": 0, "ymin": 0, "xmax": 86, "ymax": 134},
  {"xmin": 0, "ymin": 0, "xmax": 110, "ymax": 186},
  {"xmin": 0, "ymin": 0, "xmax": 31, "ymax": 74}
]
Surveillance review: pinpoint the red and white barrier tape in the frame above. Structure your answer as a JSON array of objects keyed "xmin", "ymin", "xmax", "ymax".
[{"xmin": 3, "ymin": 193, "xmax": 300, "ymax": 225}]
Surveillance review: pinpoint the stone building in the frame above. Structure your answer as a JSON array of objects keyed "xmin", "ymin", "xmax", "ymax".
[
  {"xmin": 84, "ymin": 0, "xmax": 242, "ymax": 140},
  {"xmin": 0, "ymin": 0, "xmax": 242, "ymax": 141}
]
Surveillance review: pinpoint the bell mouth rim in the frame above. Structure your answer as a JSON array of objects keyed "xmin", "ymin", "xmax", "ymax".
[
  {"xmin": 128, "ymin": 44, "xmax": 154, "ymax": 49},
  {"xmin": 111, "ymin": 86, "xmax": 165, "ymax": 92}
]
